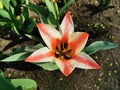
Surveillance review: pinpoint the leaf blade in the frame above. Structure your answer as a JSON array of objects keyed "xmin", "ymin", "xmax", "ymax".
[
  {"xmin": 35, "ymin": 62, "xmax": 59, "ymax": 71},
  {"xmin": 0, "ymin": 74, "xmax": 17, "ymax": 90},
  {"xmin": 0, "ymin": 52, "xmax": 31, "ymax": 62},
  {"xmin": 24, "ymin": 4, "xmax": 48, "ymax": 23},
  {"xmin": 0, "ymin": 9, "xmax": 11, "ymax": 19},
  {"xmin": 83, "ymin": 41, "xmax": 118, "ymax": 55},
  {"xmin": 10, "ymin": 78, "xmax": 37, "ymax": 90},
  {"xmin": 60, "ymin": 0, "xmax": 75, "ymax": 17},
  {"xmin": 1, "ymin": 0, "xmax": 10, "ymax": 10}
]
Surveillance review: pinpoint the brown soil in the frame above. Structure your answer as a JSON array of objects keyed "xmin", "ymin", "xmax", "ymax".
[{"xmin": 0, "ymin": 0, "xmax": 120, "ymax": 90}]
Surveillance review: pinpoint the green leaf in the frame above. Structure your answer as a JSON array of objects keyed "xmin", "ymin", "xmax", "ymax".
[
  {"xmin": 10, "ymin": 46, "xmax": 26, "ymax": 55},
  {"xmin": 0, "ymin": 74, "xmax": 17, "ymax": 90},
  {"xmin": 22, "ymin": 8, "xmax": 29, "ymax": 18},
  {"xmin": 11, "ymin": 25, "xmax": 20, "ymax": 35},
  {"xmin": 0, "ymin": 18, "xmax": 12, "ymax": 26},
  {"xmin": 35, "ymin": 62, "xmax": 59, "ymax": 71},
  {"xmin": 19, "ymin": 8, "xmax": 29, "ymax": 25},
  {"xmin": 18, "ymin": 14, "xmax": 26, "ymax": 27},
  {"xmin": 9, "ymin": 3, "xmax": 15, "ymax": 14},
  {"xmin": 10, "ymin": 0, "xmax": 17, "ymax": 8},
  {"xmin": 0, "ymin": 70, "xmax": 4, "ymax": 77},
  {"xmin": 44, "ymin": 0, "xmax": 59, "ymax": 26},
  {"xmin": 24, "ymin": 18, "xmax": 35, "ymax": 33},
  {"xmin": 83, "ymin": 41, "xmax": 118, "ymax": 55},
  {"xmin": 11, "ymin": 43, "xmax": 43, "ymax": 55},
  {"xmin": 25, "ymin": 43, "xmax": 44, "ymax": 52},
  {"xmin": 1, "ymin": 0, "xmax": 10, "ymax": 10},
  {"xmin": 10, "ymin": 78, "xmax": 37, "ymax": 90},
  {"xmin": 44, "ymin": 0, "xmax": 59, "ymax": 20},
  {"xmin": 60, "ymin": 0, "xmax": 75, "ymax": 17},
  {"xmin": 0, "ymin": 9, "xmax": 11, "ymax": 19},
  {"xmin": 47, "ymin": 12, "xmax": 58, "ymax": 27},
  {"xmin": 24, "ymin": 4, "xmax": 48, "ymax": 23},
  {"xmin": 0, "ymin": 52, "xmax": 31, "ymax": 62},
  {"xmin": 25, "ymin": 34, "xmax": 41, "ymax": 42}
]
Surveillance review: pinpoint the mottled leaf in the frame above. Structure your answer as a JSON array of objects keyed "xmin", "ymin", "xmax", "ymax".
[
  {"xmin": 10, "ymin": 79, "xmax": 37, "ymax": 90},
  {"xmin": 0, "ymin": 52, "xmax": 31, "ymax": 62},
  {"xmin": 83, "ymin": 41, "xmax": 118, "ymax": 55},
  {"xmin": 35, "ymin": 62, "xmax": 59, "ymax": 71}
]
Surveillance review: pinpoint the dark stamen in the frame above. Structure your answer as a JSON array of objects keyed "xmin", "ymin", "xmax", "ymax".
[
  {"xmin": 54, "ymin": 42, "xmax": 72, "ymax": 60},
  {"xmin": 67, "ymin": 49, "xmax": 72, "ymax": 52},
  {"xmin": 64, "ymin": 55, "xmax": 72, "ymax": 60},
  {"xmin": 55, "ymin": 52, "xmax": 60, "ymax": 58}
]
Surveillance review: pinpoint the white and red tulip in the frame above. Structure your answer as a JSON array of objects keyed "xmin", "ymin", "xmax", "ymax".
[{"xmin": 25, "ymin": 12, "xmax": 100, "ymax": 76}]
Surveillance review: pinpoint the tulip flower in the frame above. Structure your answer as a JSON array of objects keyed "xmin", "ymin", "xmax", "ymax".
[{"xmin": 25, "ymin": 12, "xmax": 100, "ymax": 76}]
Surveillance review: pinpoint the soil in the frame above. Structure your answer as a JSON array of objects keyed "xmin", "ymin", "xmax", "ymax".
[{"xmin": 0, "ymin": 0, "xmax": 120, "ymax": 90}]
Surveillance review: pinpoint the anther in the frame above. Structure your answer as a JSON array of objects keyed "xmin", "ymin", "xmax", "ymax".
[{"xmin": 54, "ymin": 42, "xmax": 72, "ymax": 60}]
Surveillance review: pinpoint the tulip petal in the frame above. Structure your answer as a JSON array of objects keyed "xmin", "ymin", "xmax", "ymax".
[
  {"xmin": 55, "ymin": 59, "xmax": 75, "ymax": 76},
  {"xmin": 73, "ymin": 52, "xmax": 100, "ymax": 69},
  {"xmin": 60, "ymin": 12, "xmax": 74, "ymax": 42},
  {"xmin": 69, "ymin": 32, "xmax": 89, "ymax": 54},
  {"xmin": 36, "ymin": 24, "xmax": 61, "ymax": 50},
  {"xmin": 25, "ymin": 47, "xmax": 54, "ymax": 63}
]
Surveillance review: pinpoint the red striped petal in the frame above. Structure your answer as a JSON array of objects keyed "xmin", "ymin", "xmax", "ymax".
[
  {"xmin": 60, "ymin": 12, "xmax": 74, "ymax": 42},
  {"xmin": 25, "ymin": 47, "xmax": 54, "ymax": 63},
  {"xmin": 36, "ymin": 24, "xmax": 61, "ymax": 50},
  {"xmin": 69, "ymin": 32, "xmax": 89, "ymax": 54},
  {"xmin": 73, "ymin": 52, "xmax": 100, "ymax": 69},
  {"xmin": 55, "ymin": 59, "xmax": 75, "ymax": 76}
]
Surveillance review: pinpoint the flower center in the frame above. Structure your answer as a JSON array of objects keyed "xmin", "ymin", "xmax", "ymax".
[{"xmin": 54, "ymin": 43, "xmax": 73, "ymax": 60}]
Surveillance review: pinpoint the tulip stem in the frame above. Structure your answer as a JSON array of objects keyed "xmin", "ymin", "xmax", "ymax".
[{"xmin": 53, "ymin": 2, "xmax": 60, "ymax": 29}]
